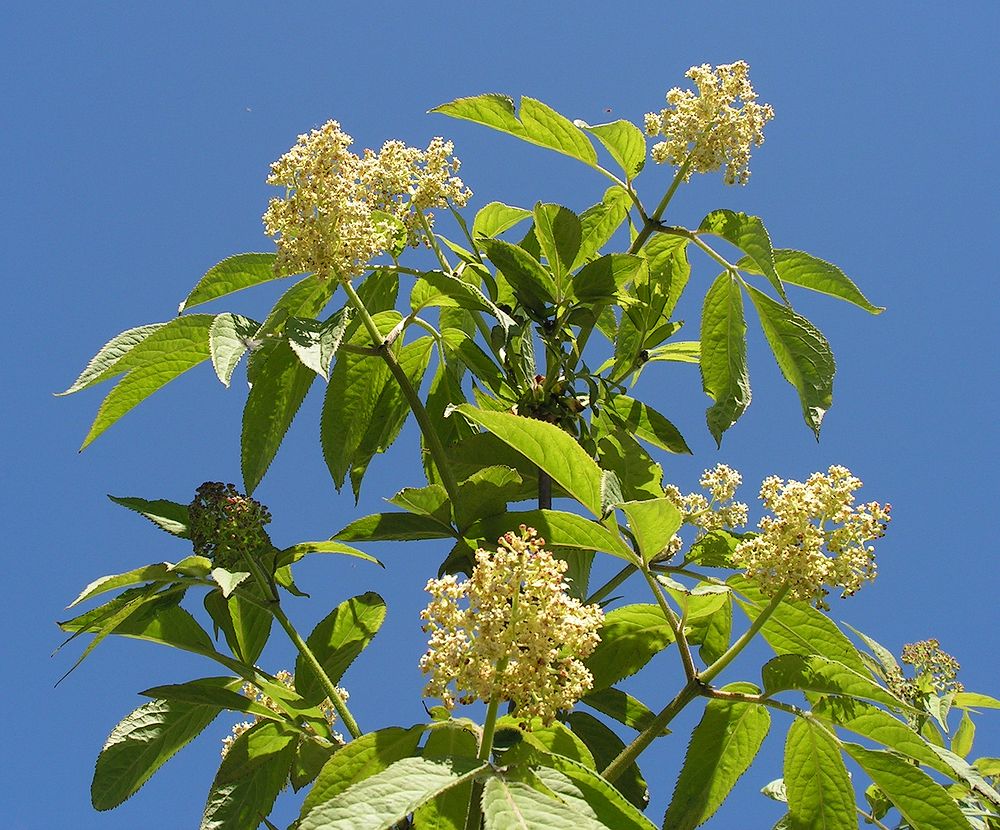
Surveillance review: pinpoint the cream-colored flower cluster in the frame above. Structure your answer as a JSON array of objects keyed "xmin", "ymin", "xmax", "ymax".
[
  {"xmin": 665, "ymin": 463, "xmax": 749, "ymax": 536},
  {"xmin": 901, "ymin": 638, "xmax": 963, "ymax": 696},
  {"xmin": 263, "ymin": 121, "xmax": 471, "ymax": 279},
  {"xmin": 220, "ymin": 670, "xmax": 348, "ymax": 757},
  {"xmin": 733, "ymin": 466, "xmax": 891, "ymax": 609},
  {"xmin": 419, "ymin": 527, "xmax": 604, "ymax": 725},
  {"xmin": 644, "ymin": 61, "xmax": 774, "ymax": 185}
]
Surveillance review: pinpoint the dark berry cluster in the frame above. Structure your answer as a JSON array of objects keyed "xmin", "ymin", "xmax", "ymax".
[{"xmin": 189, "ymin": 482, "xmax": 272, "ymax": 570}]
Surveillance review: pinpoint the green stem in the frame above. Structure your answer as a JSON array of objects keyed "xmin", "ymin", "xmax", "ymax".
[
  {"xmin": 641, "ymin": 567, "xmax": 697, "ymax": 681},
  {"xmin": 627, "ymin": 156, "xmax": 694, "ymax": 255},
  {"xmin": 241, "ymin": 552, "xmax": 363, "ymax": 739},
  {"xmin": 341, "ymin": 278, "xmax": 461, "ymax": 504},
  {"xmin": 585, "ymin": 563, "xmax": 635, "ymax": 605},
  {"xmin": 701, "ymin": 584, "xmax": 789, "ymax": 684},
  {"xmin": 857, "ymin": 807, "xmax": 892, "ymax": 830},
  {"xmin": 464, "ymin": 667, "xmax": 507, "ymax": 830},
  {"xmin": 419, "ymin": 212, "xmax": 453, "ymax": 273},
  {"xmin": 601, "ymin": 678, "xmax": 701, "ymax": 783}
]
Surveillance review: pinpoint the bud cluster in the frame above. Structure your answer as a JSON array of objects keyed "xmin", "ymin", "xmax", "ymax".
[
  {"xmin": 263, "ymin": 121, "xmax": 472, "ymax": 279},
  {"xmin": 419, "ymin": 526, "xmax": 604, "ymax": 725},
  {"xmin": 644, "ymin": 60, "xmax": 774, "ymax": 185},
  {"xmin": 733, "ymin": 466, "xmax": 891, "ymax": 609},
  {"xmin": 188, "ymin": 482, "xmax": 272, "ymax": 570}
]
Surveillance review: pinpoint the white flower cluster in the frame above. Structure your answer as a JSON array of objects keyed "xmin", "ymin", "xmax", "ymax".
[
  {"xmin": 733, "ymin": 466, "xmax": 891, "ymax": 609},
  {"xmin": 419, "ymin": 527, "xmax": 604, "ymax": 726},
  {"xmin": 662, "ymin": 463, "xmax": 749, "ymax": 557},
  {"xmin": 263, "ymin": 121, "xmax": 471, "ymax": 279},
  {"xmin": 644, "ymin": 61, "xmax": 774, "ymax": 185},
  {"xmin": 220, "ymin": 670, "xmax": 347, "ymax": 757}
]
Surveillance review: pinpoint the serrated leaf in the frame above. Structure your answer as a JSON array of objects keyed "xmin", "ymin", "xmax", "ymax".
[
  {"xmin": 605, "ymin": 395, "xmax": 691, "ymax": 454},
  {"xmin": 565, "ymin": 712, "xmax": 650, "ymax": 811},
  {"xmin": 335, "ymin": 512, "xmax": 455, "ymax": 542},
  {"xmin": 473, "ymin": 202, "xmax": 532, "ymax": 239},
  {"xmin": 952, "ymin": 711, "xmax": 976, "ymax": 758},
  {"xmin": 200, "ymin": 720, "xmax": 298, "ymax": 830},
  {"xmin": 295, "ymin": 592, "xmax": 386, "ymax": 704},
  {"xmin": 744, "ymin": 282, "xmax": 835, "ymax": 438},
  {"xmin": 301, "ymin": 755, "xmax": 488, "ymax": 830},
  {"xmin": 80, "ymin": 314, "xmax": 214, "ymax": 449},
  {"xmin": 843, "ymin": 742, "xmax": 974, "ymax": 830},
  {"xmin": 586, "ymin": 604, "xmax": 675, "ymax": 690},
  {"xmin": 287, "ymin": 309, "xmax": 353, "ymax": 381},
  {"xmin": 414, "ymin": 722, "xmax": 480, "ymax": 830},
  {"xmin": 453, "ymin": 466, "xmax": 523, "ymax": 531},
  {"xmin": 783, "ymin": 718, "xmax": 857, "ymax": 830},
  {"xmin": 693, "ymin": 596, "xmax": 733, "ymax": 666},
  {"xmin": 92, "ymin": 697, "xmax": 222, "ymax": 810},
  {"xmin": 729, "ymin": 575, "xmax": 869, "ymax": 676},
  {"xmin": 581, "ymin": 687, "xmax": 659, "ymax": 733},
  {"xmin": 953, "ymin": 692, "xmax": 1000, "ymax": 710},
  {"xmin": 107, "ymin": 494, "xmax": 191, "ymax": 537},
  {"xmin": 741, "ymin": 250, "xmax": 884, "ymax": 315},
  {"xmin": 595, "ymin": 428, "xmax": 663, "ymax": 502},
  {"xmin": 619, "ymin": 497, "xmax": 682, "ymax": 563},
  {"xmin": 203, "ymin": 580, "xmax": 272, "ymax": 664},
  {"xmin": 762, "ymin": 654, "xmax": 912, "ymax": 712},
  {"xmin": 533, "ymin": 203, "xmax": 582, "ymax": 294},
  {"xmin": 700, "ymin": 272, "xmax": 750, "ymax": 445},
  {"xmin": 208, "ymin": 312, "xmax": 259, "ymax": 387},
  {"xmin": 139, "ymin": 677, "xmax": 271, "ymax": 718},
  {"xmin": 179, "ymin": 252, "xmax": 286, "ymax": 312},
  {"xmin": 663, "ymin": 683, "xmax": 771, "ymax": 830},
  {"xmin": 241, "ymin": 337, "xmax": 317, "ymax": 494},
  {"xmin": 454, "ymin": 405, "xmax": 604, "ymax": 517},
  {"xmin": 59, "ymin": 323, "xmax": 166, "ymax": 396},
  {"xmin": 577, "ymin": 119, "xmax": 646, "ymax": 179},
  {"xmin": 300, "ymin": 725, "xmax": 426, "ymax": 818},
  {"xmin": 646, "ymin": 341, "xmax": 700, "ymax": 365},
  {"xmin": 479, "ymin": 237, "xmax": 556, "ymax": 314},
  {"xmin": 69, "ymin": 562, "xmax": 184, "ymax": 608},
  {"xmin": 482, "ymin": 776, "xmax": 607, "ymax": 830},
  {"xmin": 572, "ymin": 187, "xmax": 632, "ymax": 270},
  {"xmin": 699, "ymin": 210, "xmax": 786, "ymax": 302},
  {"xmin": 275, "ymin": 541, "xmax": 381, "ymax": 569},
  {"xmin": 572, "ymin": 254, "xmax": 644, "ymax": 304}
]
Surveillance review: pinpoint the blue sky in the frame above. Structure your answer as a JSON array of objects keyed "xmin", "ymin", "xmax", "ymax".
[{"xmin": 5, "ymin": 2, "xmax": 999, "ymax": 827}]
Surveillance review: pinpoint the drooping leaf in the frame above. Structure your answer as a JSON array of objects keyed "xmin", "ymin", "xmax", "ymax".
[
  {"xmin": 741, "ymin": 249, "xmax": 884, "ymax": 315},
  {"xmin": 783, "ymin": 718, "xmax": 856, "ymax": 830},
  {"xmin": 138, "ymin": 677, "xmax": 273, "ymax": 719},
  {"xmin": 58, "ymin": 322, "xmax": 166, "ymax": 396},
  {"xmin": 953, "ymin": 692, "xmax": 1000, "ymax": 711},
  {"xmin": 453, "ymin": 405, "xmax": 605, "ymax": 517},
  {"xmin": 619, "ymin": 497, "xmax": 682, "ymax": 563},
  {"xmin": 700, "ymin": 272, "xmax": 750, "ymax": 445},
  {"xmin": 473, "ymin": 202, "xmax": 532, "ymax": 239},
  {"xmin": 565, "ymin": 712, "xmax": 650, "ymax": 811},
  {"xmin": 275, "ymin": 540, "xmax": 381, "ymax": 569},
  {"xmin": 479, "ymin": 238, "xmax": 556, "ymax": 314},
  {"xmin": 286, "ymin": 309, "xmax": 353, "ymax": 381},
  {"xmin": 203, "ymin": 581, "xmax": 272, "ymax": 664},
  {"xmin": 107, "ymin": 494, "xmax": 191, "ymax": 538},
  {"xmin": 594, "ymin": 428, "xmax": 663, "ymax": 502},
  {"xmin": 92, "ymin": 697, "xmax": 223, "ymax": 810},
  {"xmin": 208, "ymin": 312, "xmax": 259, "ymax": 387},
  {"xmin": 646, "ymin": 341, "xmax": 700, "ymax": 365},
  {"xmin": 692, "ymin": 595, "xmax": 733, "ymax": 666},
  {"xmin": 762, "ymin": 654, "xmax": 912, "ymax": 712},
  {"xmin": 604, "ymin": 395, "xmax": 691, "ymax": 454},
  {"xmin": 300, "ymin": 755, "xmax": 488, "ymax": 830},
  {"xmin": 744, "ymin": 282, "xmax": 835, "ymax": 438},
  {"xmin": 843, "ymin": 742, "xmax": 973, "ymax": 830},
  {"xmin": 662, "ymin": 683, "xmax": 771, "ymax": 830},
  {"xmin": 292, "ymin": 736, "xmax": 340, "ymax": 793},
  {"xmin": 295, "ymin": 592, "xmax": 386, "ymax": 704},
  {"xmin": 200, "ymin": 720, "xmax": 298, "ymax": 830},
  {"xmin": 699, "ymin": 210, "xmax": 786, "ymax": 302},
  {"xmin": 586, "ymin": 604, "xmax": 675, "ymax": 690},
  {"xmin": 300, "ymin": 725, "xmax": 426, "ymax": 818},
  {"xmin": 80, "ymin": 315, "xmax": 214, "ymax": 449},
  {"xmin": 241, "ymin": 338, "xmax": 317, "ymax": 494},
  {"xmin": 179, "ymin": 252, "xmax": 287, "ymax": 312},
  {"xmin": 576, "ymin": 119, "xmax": 646, "ymax": 179},
  {"xmin": 68, "ymin": 560, "xmax": 199, "ymax": 608}
]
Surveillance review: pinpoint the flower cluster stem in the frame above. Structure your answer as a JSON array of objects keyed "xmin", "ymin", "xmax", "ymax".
[{"xmin": 701, "ymin": 584, "xmax": 789, "ymax": 684}]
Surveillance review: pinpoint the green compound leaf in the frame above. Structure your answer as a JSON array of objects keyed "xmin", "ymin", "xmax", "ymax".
[
  {"xmin": 533, "ymin": 203, "xmax": 582, "ymax": 293},
  {"xmin": 301, "ymin": 756, "xmax": 488, "ymax": 830},
  {"xmin": 200, "ymin": 720, "xmax": 298, "ymax": 830},
  {"xmin": 80, "ymin": 314, "xmax": 214, "ymax": 449},
  {"xmin": 179, "ymin": 252, "xmax": 286, "ymax": 312},
  {"xmin": 138, "ymin": 677, "xmax": 272, "ymax": 719},
  {"xmin": 473, "ymin": 202, "xmax": 532, "ymax": 239},
  {"xmin": 300, "ymin": 725, "xmax": 426, "ymax": 818},
  {"xmin": 572, "ymin": 187, "xmax": 632, "ymax": 270},
  {"xmin": 203, "ymin": 581, "xmax": 272, "ymax": 664},
  {"xmin": 432, "ymin": 93, "xmax": 598, "ymax": 168},
  {"xmin": 576, "ymin": 119, "xmax": 646, "ymax": 179},
  {"xmin": 572, "ymin": 254, "xmax": 645, "ymax": 305},
  {"xmin": 481, "ymin": 776, "xmax": 608, "ymax": 830},
  {"xmin": 604, "ymin": 395, "xmax": 691, "ymax": 455},
  {"xmin": 107, "ymin": 494, "xmax": 191, "ymax": 538},
  {"xmin": 275, "ymin": 540, "xmax": 382, "ymax": 569},
  {"xmin": 699, "ymin": 210, "xmax": 786, "ymax": 303},
  {"xmin": 464, "ymin": 509, "xmax": 635, "ymax": 564},
  {"xmin": 744, "ymin": 282, "xmax": 835, "ymax": 439},
  {"xmin": 241, "ymin": 338, "xmax": 317, "ymax": 494},
  {"xmin": 208, "ymin": 312, "xmax": 259, "ymax": 387},
  {"xmin": 662, "ymin": 683, "xmax": 771, "ymax": 830},
  {"xmin": 843, "ymin": 742, "xmax": 974, "ymax": 830},
  {"xmin": 286, "ymin": 309, "xmax": 353, "ymax": 381},
  {"xmin": 58, "ymin": 322, "xmax": 166, "ymax": 396},
  {"xmin": 700, "ymin": 272, "xmax": 750, "ymax": 446},
  {"xmin": 728, "ymin": 575, "xmax": 869, "ymax": 676},
  {"xmin": 742, "ymin": 249, "xmax": 885, "ymax": 315},
  {"xmin": 92, "ymin": 696, "xmax": 223, "ymax": 810},
  {"xmin": 783, "ymin": 718, "xmax": 856, "ymax": 830},
  {"xmin": 453, "ymin": 405, "xmax": 604, "ymax": 517},
  {"xmin": 762, "ymin": 654, "xmax": 913, "ymax": 712},
  {"xmin": 586, "ymin": 604, "xmax": 675, "ymax": 690},
  {"xmin": 68, "ymin": 558, "xmax": 205, "ymax": 608},
  {"xmin": 565, "ymin": 711, "xmax": 650, "ymax": 811},
  {"xmin": 295, "ymin": 592, "xmax": 386, "ymax": 704},
  {"xmin": 479, "ymin": 237, "xmax": 556, "ymax": 314},
  {"xmin": 619, "ymin": 497, "xmax": 682, "ymax": 563},
  {"xmin": 581, "ymin": 687, "xmax": 659, "ymax": 733}
]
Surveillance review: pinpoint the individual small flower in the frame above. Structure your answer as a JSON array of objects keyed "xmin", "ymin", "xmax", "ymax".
[
  {"xmin": 221, "ymin": 670, "xmax": 347, "ymax": 757},
  {"xmin": 645, "ymin": 60, "xmax": 774, "ymax": 185},
  {"xmin": 189, "ymin": 482, "xmax": 272, "ymax": 570},
  {"xmin": 419, "ymin": 526, "xmax": 604, "ymax": 726},
  {"xmin": 732, "ymin": 466, "xmax": 891, "ymax": 609},
  {"xmin": 664, "ymin": 463, "xmax": 749, "ymax": 539},
  {"xmin": 263, "ymin": 121, "xmax": 471, "ymax": 279}
]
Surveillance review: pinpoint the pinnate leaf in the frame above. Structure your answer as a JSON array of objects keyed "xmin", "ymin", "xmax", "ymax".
[
  {"xmin": 577, "ymin": 119, "xmax": 646, "ymax": 179},
  {"xmin": 783, "ymin": 718, "xmax": 856, "ymax": 830},
  {"xmin": 179, "ymin": 252, "xmax": 285, "ymax": 312}
]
